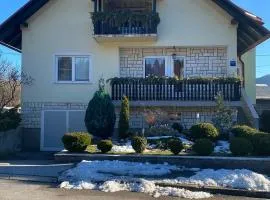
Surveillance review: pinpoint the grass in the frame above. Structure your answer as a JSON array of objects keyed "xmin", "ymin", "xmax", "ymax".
[{"xmin": 85, "ymin": 145, "xmax": 173, "ymax": 155}]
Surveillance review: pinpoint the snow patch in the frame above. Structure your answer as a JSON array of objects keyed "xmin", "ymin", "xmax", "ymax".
[
  {"xmin": 111, "ymin": 142, "xmax": 135, "ymax": 153},
  {"xmin": 163, "ymin": 169, "xmax": 270, "ymax": 191},
  {"xmin": 59, "ymin": 160, "xmax": 211, "ymax": 199},
  {"xmin": 214, "ymin": 141, "xmax": 230, "ymax": 154}
]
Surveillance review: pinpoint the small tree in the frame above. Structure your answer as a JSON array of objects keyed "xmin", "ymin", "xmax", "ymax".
[
  {"xmin": 0, "ymin": 55, "xmax": 32, "ymax": 110},
  {"xmin": 212, "ymin": 92, "xmax": 234, "ymax": 135},
  {"xmin": 84, "ymin": 78, "xmax": 116, "ymax": 139},
  {"xmin": 118, "ymin": 95, "xmax": 130, "ymax": 139}
]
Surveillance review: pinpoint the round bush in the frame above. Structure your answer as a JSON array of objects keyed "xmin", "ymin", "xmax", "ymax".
[
  {"xmin": 231, "ymin": 125, "xmax": 257, "ymax": 139},
  {"xmin": 131, "ymin": 136, "xmax": 147, "ymax": 153},
  {"xmin": 230, "ymin": 138, "xmax": 253, "ymax": 156},
  {"xmin": 97, "ymin": 140, "xmax": 113, "ymax": 153},
  {"xmin": 168, "ymin": 138, "xmax": 184, "ymax": 155},
  {"xmin": 251, "ymin": 133, "xmax": 270, "ymax": 156},
  {"xmin": 193, "ymin": 139, "xmax": 214, "ymax": 156},
  {"xmin": 62, "ymin": 132, "xmax": 91, "ymax": 152},
  {"xmin": 172, "ymin": 123, "xmax": 184, "ymax": 133},
  {"xmin": 190, "ymin": 123, "xmax": 219, "ymax": 141}
]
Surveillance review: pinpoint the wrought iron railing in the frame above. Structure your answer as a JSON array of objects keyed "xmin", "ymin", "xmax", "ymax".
[{"xmin": 92, "ymin": 12, "xmax": 160, "ymax": 35}]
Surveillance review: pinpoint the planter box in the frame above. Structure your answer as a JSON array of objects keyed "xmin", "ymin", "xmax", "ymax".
[{"xmin": 0, "ymin": 127, "xmax": 22, "ymax": 154}]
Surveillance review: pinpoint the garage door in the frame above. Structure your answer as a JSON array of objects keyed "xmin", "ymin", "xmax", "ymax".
[{"xmin": 40, "ymin": 110, "xmax": 87, "ymax": 151}]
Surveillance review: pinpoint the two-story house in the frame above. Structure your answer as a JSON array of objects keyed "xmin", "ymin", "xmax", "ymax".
[{"xmin": 0, "ymin": 0, "xmax": 269, "ymax": 151}]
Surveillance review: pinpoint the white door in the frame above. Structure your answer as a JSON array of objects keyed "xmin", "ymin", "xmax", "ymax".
[{"xmin": 40, "ymin": 110, "xmax": 87, "ymax": 151}]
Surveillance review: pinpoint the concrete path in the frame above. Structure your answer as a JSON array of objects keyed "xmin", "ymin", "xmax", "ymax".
[
  {"xmin": 0, "ymin": 160, "xmax": 75, "ymax": 181},
  {"xmin": 0, "ymin": 180, "xmax": 264, "ymax": 200}
]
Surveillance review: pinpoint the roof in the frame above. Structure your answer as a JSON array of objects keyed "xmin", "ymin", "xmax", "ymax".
[
  {"xmin": 256, "ymin": 85, "xmax": 270, "ymax": 100},
  {"xmin": 0, "ymin": 0, "xmax": 270, "ymax": 54}
]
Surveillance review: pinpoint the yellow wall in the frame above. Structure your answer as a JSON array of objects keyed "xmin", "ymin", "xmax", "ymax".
[
  {"xmin": 242, "ymin": 48, "xmax": 256, "ymax": 104},
  {"xmin": 22, "ymin": 0, "xmax": 238, "ymax": 103}
]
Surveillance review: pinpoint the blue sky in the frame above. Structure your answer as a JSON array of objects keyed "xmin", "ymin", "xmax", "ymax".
[{"xmin": 0, "ymin": 0, "xmax": 270, "ymax": 78}]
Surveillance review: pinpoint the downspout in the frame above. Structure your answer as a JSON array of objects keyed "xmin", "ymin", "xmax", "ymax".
[{"xmin": 238, "ymin": 55, "xmax": 245, "ymax": 88}]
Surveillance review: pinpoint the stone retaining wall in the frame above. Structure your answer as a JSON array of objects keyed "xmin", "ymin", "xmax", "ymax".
[{"xmin": 22, "ymin": 102, "xmax": 237, "ymax": 130}]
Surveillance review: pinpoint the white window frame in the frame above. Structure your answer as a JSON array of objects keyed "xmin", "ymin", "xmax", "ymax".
[
  {"xmin": 143, "ymin": 56, "xmax": 185, "ymax": 78},
  {"xmin": 54, "ymin": 54, "xmax": 92, "ymax": 84}
]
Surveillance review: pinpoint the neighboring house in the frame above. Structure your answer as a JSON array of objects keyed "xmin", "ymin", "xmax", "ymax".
[
  {"xmin": 256, "ymin": 84, "xmax": 270, "ymax": 115},
  {"xmin": 0, "ymin": 0, "xmax": 269, "ymax": 151}
]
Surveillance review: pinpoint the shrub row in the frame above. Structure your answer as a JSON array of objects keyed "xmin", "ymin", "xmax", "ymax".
[{"xmin": 230, "ymin": 125, "xmax": 270, "ymax": 156}]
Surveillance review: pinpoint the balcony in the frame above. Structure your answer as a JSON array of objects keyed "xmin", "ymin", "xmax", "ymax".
[
  {"xmin": 92, "ymin": 12, "xmax": 159, "ymax": 42},
  {"xmin": 91, "ymin": 0, "xmax": 159, "ymax": 42},
  {"xmin": 109, "ymin": 77, "xmax": 242, "ymax": 107}
]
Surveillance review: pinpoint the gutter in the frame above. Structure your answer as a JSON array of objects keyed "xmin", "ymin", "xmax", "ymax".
[{"xmin": 0, "ymin": 41, "xmax": 22, "ymax": 53}]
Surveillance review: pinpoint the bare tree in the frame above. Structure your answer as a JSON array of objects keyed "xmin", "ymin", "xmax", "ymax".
[{"xmin": 0, "ymin": 55, "xmax": 32, "ymax": 110}]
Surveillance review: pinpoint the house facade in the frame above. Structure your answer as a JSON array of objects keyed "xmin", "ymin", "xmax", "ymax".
[{"xmin": 0, "ymin": 0, "xmax": 269, "ymax": 151}]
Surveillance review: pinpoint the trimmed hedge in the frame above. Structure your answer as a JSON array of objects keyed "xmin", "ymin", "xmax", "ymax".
[
  {"xmin": 168, "ymin": 138, "xmax": 184, "ymax": 155},
  {"xmin": 131, "ymin": 136, "xmax": 147, "ymax": 154},
  {"xmin": 193, "ymin": 139, "xmax": 214, "ymax": 156},
  {"xmin": 230, "ymin": 138, "xmax": 253, "ymax": 156},
  {"xmin": 118, "ymin": 96, "xmax": 130, "ymax": 139},
  {"xmin": 62, "ymin": 132, "xmax": 91, "ymax": 152},
  {"xmin": 0, "ymin": 108, "xmax": 21, "ymax": 132},
  {"xmin": 97, "ymin": 140, "xmax": 113, "ymax": 153},
  {"xmin": 231, "ymin": 125, "xmax": 257, "ymax": 139},
  {"xmin": 190, "ymin": 123, "xmax": 219, "ymax": 141},
  {"xmin": 251, "ymin": 133, "xmax": 270, "ymax": 156},
  {"xmin": 84, "ymin": 89, "xmax": 116, "ymax": 139}
]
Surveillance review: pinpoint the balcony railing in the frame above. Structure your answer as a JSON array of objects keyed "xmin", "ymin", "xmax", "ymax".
[
  {"xmin": 91, "ymin": 12, "xmax": 160, "ymax": 35},
  {"xmin": 110, "ymin": 77, "xmax": 242, "ymax": 102}
]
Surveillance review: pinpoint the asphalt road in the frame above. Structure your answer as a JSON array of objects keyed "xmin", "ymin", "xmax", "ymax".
[{"xmin": 0, "ymin": 179, "xmax": 266, "ymax": 200}]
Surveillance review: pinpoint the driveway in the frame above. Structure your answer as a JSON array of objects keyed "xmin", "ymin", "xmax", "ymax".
[{"xmin": 0, "ymin": 180, "xmax": 264, "ymax": 200}]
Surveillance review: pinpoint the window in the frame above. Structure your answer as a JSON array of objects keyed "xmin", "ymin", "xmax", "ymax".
[
  {"xmin": 145, "ymin": 57, "xmax": 166, "ymax": 77},
  {"xmin": 144, "ymin": 56, "xmax": 185, "ymax": 78},
  {"xmin": 56, "ymin": 55, "xmax": 91, "ymax": 83}
]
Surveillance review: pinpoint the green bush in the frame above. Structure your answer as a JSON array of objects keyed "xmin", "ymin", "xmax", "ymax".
[
  {"xmin": 0, "ymin": 108, "xmax": 21, "ymax": 132},
  {"xmin": 131, "ymin": 136, "xmax": 147, "ymax": 153},
  {"xmin": 118, "ymin": 96, "xmax": 130, "ymax": 139},
  {"xmin": 97, "ymin": 140, "xmax": 113, "ymax": 153},
  {"xmin": 190, "ymin": 123, "xmax": 219, "ymax": 141},
  {"xmin": 84, "ymin": 87, "xmax": 116, "ymax": 139},
  {"xmin": 251, "ymin": 133, "xmax": 270, "ymax": 156},
  {"xmin": 231, "ymin": 125, "xmax": 258, "ymax": 139},
  {"xmin": 230, "ymin": 138, "xmax": 253, "ymax": 156},
  {"xmin": 193, "ymin": 139, "xmax": 214, "ymax": 156},
  {"xmin": 145, "ymin": 126, "xmax": 178, "ymax": 137},
  {"xmin": 260, "ymin": 110, "xmax": 270, "ymax": 133},
  {"xmin": 172, "ymin": 123, "xmax": 184, "ymax": 133},
  {"xmin": 168, "ymin": 138, "xmax": 184, "ymax": 155},
  {"xmin": 62, "ymin": 132, "xmax": 91, "ymax": 152},
  {"xmin": 148, "ymin": 137, "xmax": 172, "ymax": 150}
]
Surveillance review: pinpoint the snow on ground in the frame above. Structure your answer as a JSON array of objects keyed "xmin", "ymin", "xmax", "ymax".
[
  {"xmin": 214, "ymin": 141, "xmax": 230, "ymax": 154},
  {"xmin": 59, "ymin": 160, "xmax": 211, "ymax": 199},
  {"xmin": 111, "ymin": 141, "xmax": 135, "ymax": 153},
  {"xmin": 162, "ymin": 169, "xmax": 270, "ymax": 192},
  {"xmin": 59, "ymin": 160, "xmax": 270, "ymax": 199}
]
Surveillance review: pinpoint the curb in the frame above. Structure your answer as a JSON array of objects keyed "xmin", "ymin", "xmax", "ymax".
[
  {"xmin": 0, "ymin": 174, "xmax": 58, "ymax": 183},
  {"xmin": 156, "ymin": 183, "xmax": 270, "ymax": 199},
  {"xmin": 54, "ymin": 153, "xmax": 270, "ymax": 174}
]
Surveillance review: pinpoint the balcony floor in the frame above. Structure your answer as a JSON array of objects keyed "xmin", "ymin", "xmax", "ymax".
[
  {"xmin": 93, "ymin": 34, "xmax": 157, "ymax": 43},
  {"xmin": 112, "ymin": 100, "xmax": 242, "ymax": 107}
]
